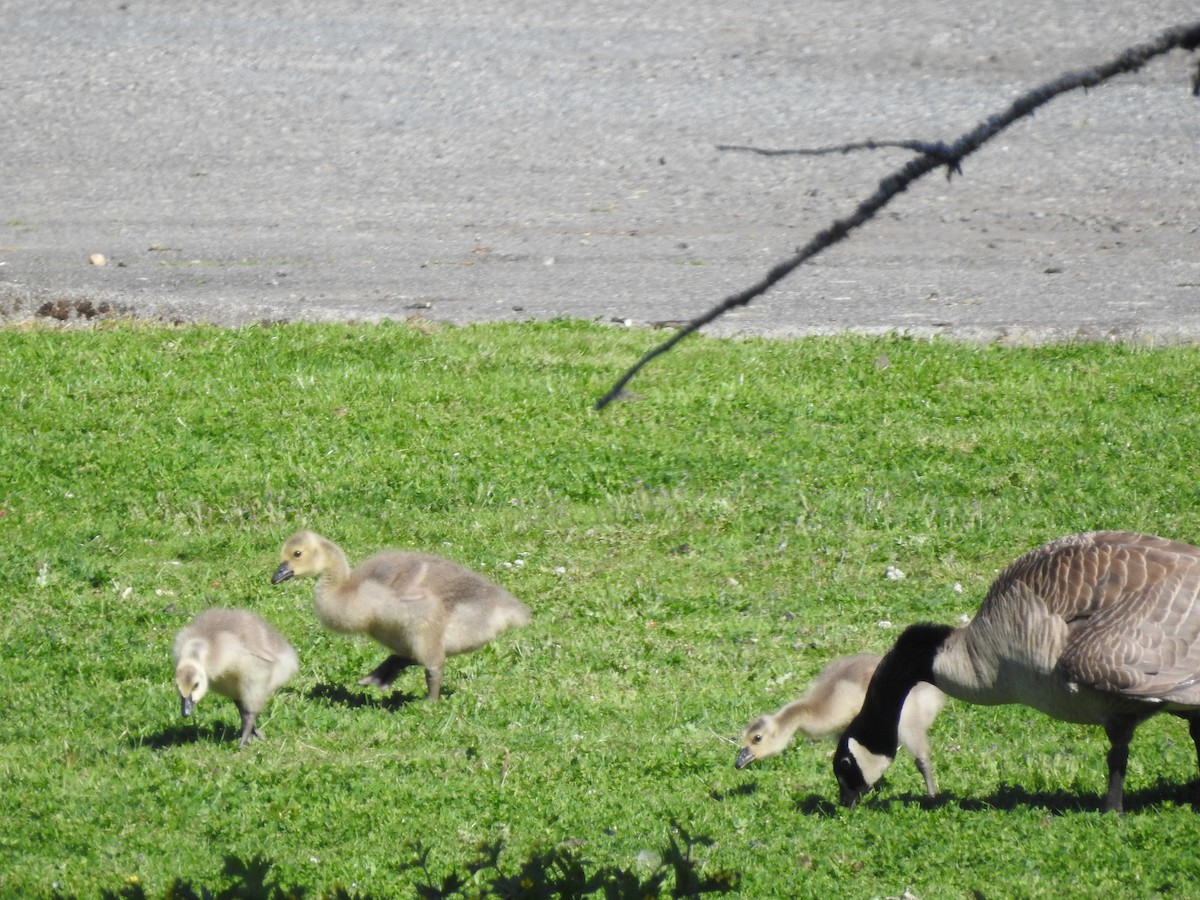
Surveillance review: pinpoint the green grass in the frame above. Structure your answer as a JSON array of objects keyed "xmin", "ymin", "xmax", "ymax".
[{"xmin": 3, "ymin": 319, "xmax": 1200, "ymax": 898}]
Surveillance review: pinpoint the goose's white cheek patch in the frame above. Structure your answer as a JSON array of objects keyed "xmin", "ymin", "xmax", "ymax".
[{"xmin": 848, "ymin": 738, "xmax": 894, "ymax": 787}]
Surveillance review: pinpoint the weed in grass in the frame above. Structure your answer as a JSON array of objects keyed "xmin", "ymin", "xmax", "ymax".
[{"xmin": 5, "ymin": 322, "xmax": 1200, "ymax": 896}]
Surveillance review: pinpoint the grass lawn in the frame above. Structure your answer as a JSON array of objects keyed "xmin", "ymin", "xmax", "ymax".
[{"xmin": 2, "ymin": 319, "xmax": 1200, "ymax": 898}]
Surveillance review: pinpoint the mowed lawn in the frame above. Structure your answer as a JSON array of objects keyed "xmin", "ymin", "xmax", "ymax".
[{"xmin": 3, "ymin": 320, "xmax": 1200, "ymax": 898}]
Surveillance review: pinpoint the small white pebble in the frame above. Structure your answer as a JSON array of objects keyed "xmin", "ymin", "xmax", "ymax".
[
  {"xmin": 958, "ymin": 613, "xmax": 971, "ymax": 624},
  {"xmin": 877, "ymin": 620, "xmax": 893, "ymax": 629},
  {"xmin": 885, "ymin": 566, "xmax": 906, "ymax": 580},
  {"xmin": 553, "ymin": 566, "xmax": 566, "ymax": 575},
  {"xmin": 502, "ymin": 561, "xmax": 513, "ymax": 568},
  {"xmin": 953, "ymin": 582, "xmax": 964, "ymax": 593},
  {"xmin": 513, "ymin": 559, "xmax": 525, "ymax": 567},
  {"xmin": 727, "ymin": 577, "xmax": 739, "ymax": 587}
]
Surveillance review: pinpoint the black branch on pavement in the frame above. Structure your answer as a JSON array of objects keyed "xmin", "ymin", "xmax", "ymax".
[{"xmin": 595, "ymin": 19, "xmax": 1200, "ymax": 410}]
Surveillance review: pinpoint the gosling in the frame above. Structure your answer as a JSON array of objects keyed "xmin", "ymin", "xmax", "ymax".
[
  {"xmin": 737, "ymin": 652, "xmax": 945, "ymax": 797},
  {"xmin": 172, "ymin": 608, "xmax": 299, "ymax": 748},
  {"xmin": 271, "ymin": 530, "xmax": 531, "ymax": 700}
]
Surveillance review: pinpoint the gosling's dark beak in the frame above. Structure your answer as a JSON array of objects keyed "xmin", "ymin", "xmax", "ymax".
[
  {"xmin": 271, "ymin": 562, "xmax": 294, "ymax": 584},
  {"xmin": 180, "ymin": 696, "xmax": 194, "ymax": 718},
  {"xmin": 735, "ymin": 747, "xmax": 755, "ymax": 769}
]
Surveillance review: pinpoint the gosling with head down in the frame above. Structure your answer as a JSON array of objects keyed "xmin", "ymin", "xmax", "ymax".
[
  {"xmin": 736, "ymin": 653, "xmax": 945, "ymax": 797},
  {"xmin": 172, "ymin": 608, "xmax": 298, "ymax": 748},
  {"xmin": 271, "ymin": 530, "xmax": 531, "ymax": 700}
]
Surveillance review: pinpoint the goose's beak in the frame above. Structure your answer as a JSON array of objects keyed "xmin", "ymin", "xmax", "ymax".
[
  {"xmin": 180, "ymin": 696, "xmax": 194, "ymax": 718},
  {"xmin": 271, "ymin": 562, "xmax": 294, "ymax": 584},
  {"xmin": 735, "ymin": 747, "xmax": 755, "ymax": 769}
]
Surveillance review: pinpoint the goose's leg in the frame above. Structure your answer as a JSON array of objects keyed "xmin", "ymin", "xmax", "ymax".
[
  {"xmin": 1187, "ymin": 714, "xmax": 1200, "ymax": 774},
  {"xmin": 359, "ymin": 655, "xmax": 414, "ymax": 689},
  {"xmin": 1102, "ymin": 717, "xmax": 1138, "ymax": 814},
  {"xmin": 1184, "ymin": 713, "xmax": 1200, "ymax": 805}
]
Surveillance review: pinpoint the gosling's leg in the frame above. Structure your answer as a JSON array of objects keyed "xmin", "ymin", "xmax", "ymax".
[
  {"xmin": 236, "ymin": 702, "xmax": 262, "ymax": 749},
  {"xmin": 914, "ymin": 755, "xmax": 938, "ymax": 798},
  {"xmin": 359, "ymin": 655, "xmax": 414, "ymax": 689},
  {"xmin": 424, "ymin": 665, "xmax": 443, "ymax": 701}
]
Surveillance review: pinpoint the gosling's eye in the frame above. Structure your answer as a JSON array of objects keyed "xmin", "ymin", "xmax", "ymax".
[
  {"xmin": 752, "ymin": 735, "xmax": 762, "ymax": 744},
  {"xmin": 293, "ymin": 550, "xmax": 302, "ymax": 558}
]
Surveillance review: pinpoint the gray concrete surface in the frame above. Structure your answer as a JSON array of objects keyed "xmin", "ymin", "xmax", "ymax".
[{"xmin": 2, "ymin": 1, "xmax": 1198, "ymax": 341}]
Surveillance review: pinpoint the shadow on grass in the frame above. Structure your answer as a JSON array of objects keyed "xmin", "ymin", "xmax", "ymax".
[
  {"xmin": 960, "ymin": 778, "xmax": 1199, "ymax": 814},
  {"xmin": 708, "ymin": 782, "xmax": 758, "ymax": 802},
  {"xmin": 68, "ymin": 823, "xmax": 737, "ymax": 899},
  {"xmin": 308, "ymin": 681, "xmax": 422, "ymax": 711},
  {"xmin": 132, "ymin": 721, "xmax": 240, "ymax": 749},
  {"xmin": 820, "ymin": 779, "xmax": 1199, "ymax": 815}
]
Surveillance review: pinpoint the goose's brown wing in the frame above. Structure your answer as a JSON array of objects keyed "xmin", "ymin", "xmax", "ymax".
[{"xmin": 1050, "ymin": 535, "xmax": 1200, "ymax": 704}]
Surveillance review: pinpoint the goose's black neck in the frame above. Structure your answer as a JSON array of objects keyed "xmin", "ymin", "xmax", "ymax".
[{"xmin": 852, "ymin": 622, "xmax": 954, "ymax": 756}]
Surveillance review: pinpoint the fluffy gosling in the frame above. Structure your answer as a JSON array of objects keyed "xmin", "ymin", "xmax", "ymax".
[
  {"xmin": 271, "ymin": 530, "xmax": 531, "ymax": 700},
  {"xmin": 173, "ymin": 608, "xmax": 298, "ymax": 748}
]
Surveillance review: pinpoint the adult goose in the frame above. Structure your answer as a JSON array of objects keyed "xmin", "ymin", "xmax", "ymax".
[{"xmin": 834, "ymin": 531, "xmax": 1200, "ymax": 812}]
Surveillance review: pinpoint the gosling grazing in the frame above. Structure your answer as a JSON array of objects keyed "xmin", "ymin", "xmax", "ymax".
[
  {"xmin": 737, "ymin": 653, "xmax": 945, "ymax": 797},
  {"xmin": 271, "ymin": 530, "xmax": 531, "ymax": 700},
  {"xmin": 172, "ymin": 608, "xmax": 299, "ymax": 748},
  {"xmin": 835, "ymin": 531, "xmax": 1200, "ymax": 813}
]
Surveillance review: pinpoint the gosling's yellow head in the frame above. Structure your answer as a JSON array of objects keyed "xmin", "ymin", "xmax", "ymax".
[
  {"xmin": 271, "ymin": 530, "xmax": 330, "ymax": 584},
  {"xmin": 174, "ymin": 661, "xmax": 208, "ymax": 718},
  {"xmin": 735, "ymin": 714, "xmax": 786, "ymax": 769}
]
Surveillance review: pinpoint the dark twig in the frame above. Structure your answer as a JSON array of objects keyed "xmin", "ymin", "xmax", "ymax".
[
  {"xmin": 716, "ymin": 139, "xmax": 956, "ymax": 161},
  {"xmin": 595, "ymin": 20, "xmax": 1200, "ymax": 410}
]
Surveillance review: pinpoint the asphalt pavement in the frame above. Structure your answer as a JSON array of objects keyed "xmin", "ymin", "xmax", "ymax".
[{"xmin": 3, "ymin": 1, "xmax": 1198, "ymax": 342}]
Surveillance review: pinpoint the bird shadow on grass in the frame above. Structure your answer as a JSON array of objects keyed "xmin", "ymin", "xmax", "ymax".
[
  {"xmin": 961, "ymin": 779, "xmax": 1199, "ymax": 814},
  {"xmin": 709, "ymin": 782, "xmax": 759, "ymax": 802},
  {"xmin": 307, "ymin": 681, "xmax": 423, "ymax": 711},
  {"xmin": 131, "ymin": 721, "xmax": 240, "ymax": 750},
  {"xmin": 817, "ymin": 779, "xmax": 1200, "ymax": 815}
]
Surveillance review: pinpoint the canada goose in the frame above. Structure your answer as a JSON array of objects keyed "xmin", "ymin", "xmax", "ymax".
[
  {"xmin": 737, "ymin": 653, "xmax": 945, "ymax": 797},
  {"xmin": 834, "ymin": 531, "xmax": 1200, "ymax": 812},
  {"xmin": 270, "ymin": 530, "xmax": 531, "ymax": 700},
  {"xmin": 172, "ymin": 608, "xmax": 299, "ymax": 748}
]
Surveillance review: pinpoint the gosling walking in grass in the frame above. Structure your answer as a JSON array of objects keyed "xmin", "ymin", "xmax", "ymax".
[
  {"xmin": 738, "ymin": 653, "xmax": 944, "ymax": 797},
  {"xmin": 172, "ymin": 608, "xmax": 299, "ymax": 748},
  {"xmin": 271, "ymin": 530, "xmax": 531, "ymax": 700},
  {"xmin": 835, "ymin": 531, "xmax": 1200, "ymax": 813}
]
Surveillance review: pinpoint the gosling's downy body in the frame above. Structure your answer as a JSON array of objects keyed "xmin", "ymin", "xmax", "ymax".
[
  {"xmin": 172, "ymin": 608, "xmax": 299, "ymax": 748},
  {"xmin": 835, "ymin": 531, "xmax": 1200, "ymax": 813},
  {"xmin": 271, "ymin": 530, "xmax": 531, "ymax": 700},
  {"xmin": 736, "ymin": 653, "xmax": 945, "ymax": 797}
]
